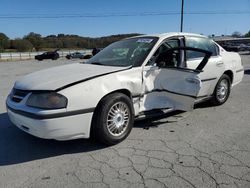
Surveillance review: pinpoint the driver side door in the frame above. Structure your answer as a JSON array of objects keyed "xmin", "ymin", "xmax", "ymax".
[{"xmin": 141, "ymin": 46, "xmax": 211, "ymax": 112}]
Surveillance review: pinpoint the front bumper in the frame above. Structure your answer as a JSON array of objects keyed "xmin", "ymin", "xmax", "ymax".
[{"xmin": 6, "ymin": 101, "xmax": 94, "ymax": 140}]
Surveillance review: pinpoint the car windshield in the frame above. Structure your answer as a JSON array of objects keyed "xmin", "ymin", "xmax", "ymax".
[{"xmin": 86, "ymin": 37, "xmax": 158, "ymax": 67}]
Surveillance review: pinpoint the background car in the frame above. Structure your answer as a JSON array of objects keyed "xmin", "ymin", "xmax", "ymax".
[
  {"xmin": 66, "ymin": 52, "xmax": 85, "ymax": 59},
  {"xmin": 35, "ymin": 50, "xmax": 60, "ymax": 61},
  {"xmin": 221, "ymin": 43, "xmax": 249, "ymax": 52},
  {"xmin": 83, "ymin": 54, "xmax": 93, "ymax": 59},
  {"xmin": 92, "ymin": 48, "xmax": 103, "ymax": 56},
  {"xmin": 239, "ymin": 44, "xmax": 250, "ymax": 52}
]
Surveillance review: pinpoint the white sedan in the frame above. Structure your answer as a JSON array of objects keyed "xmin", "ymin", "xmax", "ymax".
[{"xmin": 6, "ymin": 32, "xmax": 244, "ymax": 145}]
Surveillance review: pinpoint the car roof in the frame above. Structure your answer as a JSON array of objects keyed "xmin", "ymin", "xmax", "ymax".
[{"xmin": 130, "ymin": 32, "xmax": 207, "ymax": 40}]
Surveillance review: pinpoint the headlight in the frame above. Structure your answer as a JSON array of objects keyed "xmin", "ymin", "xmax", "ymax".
[{"xmin": 26, "ymin": 92, "xmax": 67, "ymax": 109}]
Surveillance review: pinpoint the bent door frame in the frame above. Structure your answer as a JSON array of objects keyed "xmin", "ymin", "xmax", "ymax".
[{"xmin": 140, "ymin": 47, "xmax": 212, "ymax": 112}]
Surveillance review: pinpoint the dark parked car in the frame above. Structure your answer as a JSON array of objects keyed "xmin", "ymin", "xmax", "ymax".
[
  {"xmin": 92, "ymin": 48, "xmax": 103, "ymax": 56},
  {"xmin": 35, "ymin": 50, "xmax": 59, "ymax": 61},
  {"xmin": 66, "ymin": 52, "xmax": 85, "ymax": 59},
  {"xmin": 83, "ymin": 54, "xmax": 93, "ymax": 59}
]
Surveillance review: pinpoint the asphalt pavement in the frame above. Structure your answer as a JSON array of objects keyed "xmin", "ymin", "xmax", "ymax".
[{"xmin": 0, "ymin": 55, "xmax": 250, "ymax": 188}]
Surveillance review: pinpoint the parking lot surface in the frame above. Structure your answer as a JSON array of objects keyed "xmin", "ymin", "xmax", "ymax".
[{"xmin": 0, "ymin": 55, "xmax": 250, "ymax": 188}]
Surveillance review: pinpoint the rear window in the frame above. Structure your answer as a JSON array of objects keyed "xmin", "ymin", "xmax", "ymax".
[{"xmin": 185, "ymin": 37, "xmax": 219, "ymax": 59}]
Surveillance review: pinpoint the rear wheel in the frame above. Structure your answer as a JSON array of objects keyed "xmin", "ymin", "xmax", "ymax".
[
  {"xmin": 91, "ymin": 93, "xmax": 134, "ymax": 145},
  {"xmin": 210, "ymin": 74, "xmax": 231, "ymax": 105}
]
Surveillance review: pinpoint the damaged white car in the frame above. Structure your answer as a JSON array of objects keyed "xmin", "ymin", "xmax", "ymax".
[{"xmin": 6, "ymin": 33, "xmax": 244, "ymax": 145}]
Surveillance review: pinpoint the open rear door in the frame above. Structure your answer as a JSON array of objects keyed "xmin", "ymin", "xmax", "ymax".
[{"xmin": 141, "ymin": 47, "xmax": 212, "ymax": 112}]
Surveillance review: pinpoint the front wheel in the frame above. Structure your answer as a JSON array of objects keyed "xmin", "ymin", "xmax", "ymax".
[
  {"xmin": 91, "ymin": 93, "xmax": 134, "ymax": 145},
  {"xmin": 210, "ymin": 74, "xmax": 231, "ymax": 105}
]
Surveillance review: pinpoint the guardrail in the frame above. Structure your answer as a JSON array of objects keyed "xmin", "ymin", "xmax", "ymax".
[{"xmin": 0, "ymin": 50, "xmax": 92, "ymax": 61}]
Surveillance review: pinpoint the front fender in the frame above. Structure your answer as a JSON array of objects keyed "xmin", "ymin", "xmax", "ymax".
[{"xmin": 59, "ymin": 68, "xmax": 142, "ymax": 113}]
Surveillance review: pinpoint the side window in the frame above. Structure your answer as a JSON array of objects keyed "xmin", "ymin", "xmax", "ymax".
[
  {"xmin": 185, "ymin": 37, "xmax": 218, "ymax": 60},
  {"xmin": 156, "ymin": 39, "xmax": 180, "ymax": 55},
  {"xmin": 147, "ymin": 39, "xmax": 180, "ymax": 66}
]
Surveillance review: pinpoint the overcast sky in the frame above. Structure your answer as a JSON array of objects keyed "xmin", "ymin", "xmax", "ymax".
[{"xmin": 0, "ymin": 0, "xmax": 249, "ymax": 38}]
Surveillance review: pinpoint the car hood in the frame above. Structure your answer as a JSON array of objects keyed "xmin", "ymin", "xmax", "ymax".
[{"xmin": 14, "ymin": 63, "xmax": 129, "ymax": 91}]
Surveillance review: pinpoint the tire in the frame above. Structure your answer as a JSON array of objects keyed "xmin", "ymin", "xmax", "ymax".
[
  {"xmin": 83, "ymin": 54, "xmax": 92, "ymax": 59},
  {"xmin": 91, "ymin": 93, "xmax": 134, "ymax": 145},
  {"xmin": 210, "ymin": 74, "xmax": 231, "ymax": 105},
  {"xmin": 35, "ymin": 57, "xmax": 42, "ymax": 61},
  {"xmin": 52, "ymin": 54, "xmax": 59, "ymax": 60}
]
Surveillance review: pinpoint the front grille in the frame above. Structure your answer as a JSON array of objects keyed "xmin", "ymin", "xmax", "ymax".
[{"xmin": 11, "ymin": 89, "xmax": 30, "ymax": 103}]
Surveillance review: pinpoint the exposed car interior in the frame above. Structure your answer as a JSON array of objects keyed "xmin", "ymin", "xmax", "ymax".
[
  {"xmin": 155, "ymin": 49, "xmax": 180, "ymax": 68},
  {"xmin": 149, "ymin": 39, "xmax": 182, "ymax": 68}
]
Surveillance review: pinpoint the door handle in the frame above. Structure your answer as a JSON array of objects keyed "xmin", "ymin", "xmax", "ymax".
[
  {"xmin": 216, "ymin": 61, "xmax": 224, "ymax": 67},
  {"xmin": 185, "ymin": 78, "xmax": 199, "ymax": 84}
]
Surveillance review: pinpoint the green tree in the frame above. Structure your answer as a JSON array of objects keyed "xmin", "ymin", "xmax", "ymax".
[
  {"xmin": 245, "ymin": 30, "xmax": 250, "ymax": 37},
  {"xmin": 11, "ymin": 39, "xmax": 33, "ymax": 52},
  {"xmin": 24, "ymin": 32, "xmax": 44, "ymax": 51},
  {"xmin": 44, "ymin": 35, "xmax": 63, "ymax": 49},
  {"xmin": 14, "ymin": 32, "xmax": 142, "ymax": 50},
  {"xmin": 231, "ymin": 31, "xmax": 242, "ymax": 37},
  {"xmin": 0, "ymin": 32, "xmax": 10, "ymax": 51}
]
